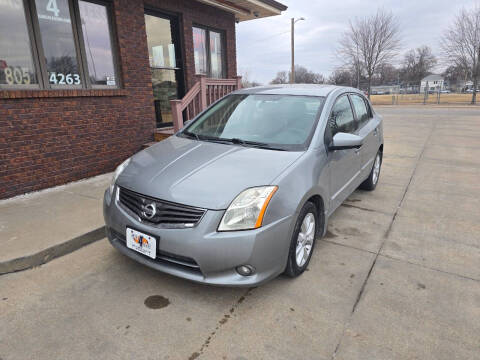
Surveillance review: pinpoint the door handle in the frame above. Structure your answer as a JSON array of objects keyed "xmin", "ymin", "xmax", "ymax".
[{"xmin": 354, "ymin": 147, "xmax": 361, "ymax": 154}]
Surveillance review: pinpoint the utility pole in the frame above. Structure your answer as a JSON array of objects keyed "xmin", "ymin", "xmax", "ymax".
[
  {"xmin": 291, "ymin": 18, "xmax": 294, "ymax": 84},
  {"xmin": 290, "ymin": 17, "xmax": 305, "ymax": 84}
]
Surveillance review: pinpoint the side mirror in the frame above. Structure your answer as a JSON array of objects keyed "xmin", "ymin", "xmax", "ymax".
[
  {"xmin": 329, "ymin": 132, "xmax": 363, "ymax": 151},
  {"xmin": 183, "ymin": 119, "xmax": 193, "ymax": 127}
]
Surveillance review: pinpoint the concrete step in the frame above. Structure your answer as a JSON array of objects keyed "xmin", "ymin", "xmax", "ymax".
[
  {"xmin": 154, "ymin": 127, "xmax": 174, "ymax": 141},
  {"xmin": 141, "ymin": 142, "xmax": 158, "ymax": 149}
]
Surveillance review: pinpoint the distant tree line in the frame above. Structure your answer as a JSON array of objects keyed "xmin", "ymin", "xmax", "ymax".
[{"xmin": 260, "ymin": 4, "xmax": 480, "ymax": 104}]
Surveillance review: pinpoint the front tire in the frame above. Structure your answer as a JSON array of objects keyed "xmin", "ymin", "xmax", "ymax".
[
  {"xmin": 360, "ymin": 150, "xmax": 382, "ymax": 191},
  {"xmin": 284, "ymin": 202, "xmax": 318, "ymax": 278}
]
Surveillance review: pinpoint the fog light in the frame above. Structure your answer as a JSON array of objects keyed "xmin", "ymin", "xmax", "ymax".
[{"xmin": 236, "ymin": 265, "xmax": 255, "ymax": 276}]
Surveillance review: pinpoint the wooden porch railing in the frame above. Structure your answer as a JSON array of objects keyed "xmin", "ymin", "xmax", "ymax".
[{"xmin": 170, "ymin": 75, "xmax": 242, "ymax": 131}]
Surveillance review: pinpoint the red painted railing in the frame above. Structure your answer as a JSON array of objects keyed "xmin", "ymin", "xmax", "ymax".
[{"xmin": 170, "ymin": 75, "xmax": 242, "ymax": 131}]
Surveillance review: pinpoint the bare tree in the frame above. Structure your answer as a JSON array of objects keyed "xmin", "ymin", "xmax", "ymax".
[
  {"xmin": 271, "ymin": 71, "xmax": 288, "ymax": 84},
  {"xmin": 441, "ymin": 5, "xmax": 480, "ymax": 104},
  {"xmin": 400, "ymin": 46, "xmax": 437, "ymax": 85},
  {"xmin": 372, "ymin": 63, "xmax": 400, "ymax": 86},
  {"xmin": 271, "ymin": 65, "xmax": 325, "ymax": 84},
  {"xmin": 292, "ymin": 65, "xmax": 325, "ymax": 84},
  {"xmin": 338, "ymin": 9, "xmax": 401, "ymax": 97},
  {"xmin": 328, "ymin": 68, "xmax": 355, "ymax": 86}
]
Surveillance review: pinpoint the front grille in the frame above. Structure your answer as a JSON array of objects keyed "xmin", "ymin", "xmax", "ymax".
[
  {"xmin": 111, "ymin": 229, "xmax": 202, "ymax": 273},
  {"xmin": 118, "ymin": 187, "xmax": 206, "ymax": 227}
]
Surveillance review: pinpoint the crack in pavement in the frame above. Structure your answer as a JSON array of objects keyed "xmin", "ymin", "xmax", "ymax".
[
  {"xmin": 341, "ymin": 203, "xmax": 390, "ymax": 215},
  {"xmin": 321, "ymin": 236, "xmax": 480, "ymax": 283},
  {"xmin": 188, "ymin": 287, "xmax": 255, "ymax": 360},
  {"xmin": 330, "ymin": 119, "xmax": 437, "ymax": 360}
]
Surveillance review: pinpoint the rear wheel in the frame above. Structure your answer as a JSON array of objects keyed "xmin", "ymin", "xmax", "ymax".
[
  {"xmin": 284, "ymin": 202, "xmax": 318, "ymax": 277},
  {"xmin": 360, "ymin": 150, "xmax": 382, "ymax": 191}
]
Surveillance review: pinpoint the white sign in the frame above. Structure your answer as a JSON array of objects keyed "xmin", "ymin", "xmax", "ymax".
[
  {"xmin": 168, "ymin": 44, "xmax": 176, "ymax": 68},
  {"xmin": 106, "ymin": 76, "xmax": 116, "ymax": 86},
  {"xmin": 152, "ymin": 46, "xmax": 164, "ymax": 67}
]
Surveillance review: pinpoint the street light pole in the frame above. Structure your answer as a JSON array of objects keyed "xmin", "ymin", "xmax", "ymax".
[
  {"xmin": 290, "ymin": 17, "xmax": 305, "ymax": 84},
  {"xmin": 291, "ymin": 18, "xmax": 294, "ymax": 84}
]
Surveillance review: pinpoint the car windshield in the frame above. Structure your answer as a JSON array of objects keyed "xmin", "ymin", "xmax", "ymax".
[{"xmin": 180, "ymin": 94, "xmax": 325, "ymax": 151}]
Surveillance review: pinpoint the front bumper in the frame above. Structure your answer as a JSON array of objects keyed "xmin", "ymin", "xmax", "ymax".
[{"xmin": 103, "ymin": 188, "xmax": 294, "ymax": 286}]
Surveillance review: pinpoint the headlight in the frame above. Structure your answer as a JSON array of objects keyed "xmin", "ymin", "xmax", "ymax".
[
  {"xmin": 218, "ymin": 186, "xmax": 278, "ymax": 231},
  {"xmin": 109, "ymin": 158, "xmax": 131, "ymax": 194}
]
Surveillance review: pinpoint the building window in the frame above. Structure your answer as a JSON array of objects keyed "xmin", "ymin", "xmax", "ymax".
[
  {"xmin": 78, "ymin": 0, "xmax": 117, "ymax": 86},
  {"xmin": 193, "ymin": 25, "xmax": 225, "ymax": 78},
  {"xmin": 0, "ymin": 0, "xmax": 118, "ymax": 89},
  {"xmin": 0, "ymin": 0, "xmax": 39, "ymax": 87},
  {"xmin": 193, "ymin": 27, "xmax": 207, "ymax": 75},
  {"xmin": 35, "ymin": 0, "xmax": 82, "ymax": 86}
]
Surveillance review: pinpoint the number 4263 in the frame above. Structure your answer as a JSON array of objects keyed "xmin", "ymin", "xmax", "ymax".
[{"xmin": 49, "ymin": 72, "xmax": 81, "ymax": 85}]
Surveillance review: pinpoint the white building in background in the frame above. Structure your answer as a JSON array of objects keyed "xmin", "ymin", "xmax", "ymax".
[{"xmin": 420, "ymin": 74, "xmax": 445, "ymax": 92}]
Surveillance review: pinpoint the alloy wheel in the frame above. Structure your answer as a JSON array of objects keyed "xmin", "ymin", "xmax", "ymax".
[
  {"xmin": 372, "ymin": 154, "xmax": 381, "ymax": 185},
  {"xmin": 296, "ymin": 213, "xmax": 315, "ymax": 267}
]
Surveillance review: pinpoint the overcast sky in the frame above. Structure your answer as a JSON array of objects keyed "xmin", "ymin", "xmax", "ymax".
[{"xmin": 236, "ymin": 0, "xmax": 477, "ymax": 84}]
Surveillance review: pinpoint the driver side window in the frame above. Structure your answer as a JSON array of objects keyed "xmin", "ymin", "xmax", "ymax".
[{"xmin": 328, "ymin": 95, "xmax": 356, "ymax": 136}]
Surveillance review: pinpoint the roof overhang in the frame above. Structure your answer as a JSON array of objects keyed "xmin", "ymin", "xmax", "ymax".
[{"xmin": 195, "ymin": 0, "xmax": 287, "ymax": 21}]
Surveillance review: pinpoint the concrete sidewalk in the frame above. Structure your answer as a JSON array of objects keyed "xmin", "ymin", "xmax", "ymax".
[{"xmin": 0, "ymin": 173, "xmax": 111, "ymax": 274}]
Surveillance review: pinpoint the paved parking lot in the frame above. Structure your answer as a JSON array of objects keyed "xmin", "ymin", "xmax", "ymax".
[{"xmin": 1, "ymin": 105, "xmax": 479, "ymax": 360}]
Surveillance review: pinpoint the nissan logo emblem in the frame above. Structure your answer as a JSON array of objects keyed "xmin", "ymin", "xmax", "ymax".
[{"xmin": 141, "ymin": 203, "xmax": 157, "ymax": 219}]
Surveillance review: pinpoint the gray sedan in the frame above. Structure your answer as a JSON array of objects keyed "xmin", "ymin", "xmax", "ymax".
[{"xmin": 103, "ymin": 85, "xmax": 383, "ymax": 286}]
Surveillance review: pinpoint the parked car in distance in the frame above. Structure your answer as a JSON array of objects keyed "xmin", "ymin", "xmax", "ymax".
[{"xmin": 103, "ymin": 85, "xmax": 384, "ymax": 286}]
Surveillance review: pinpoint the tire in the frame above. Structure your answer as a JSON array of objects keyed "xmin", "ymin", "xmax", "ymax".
[
  {"xmin": 360, "ymin": 150, "xmax": 382, "ymax": 191},
  {"xmin": 284, "ymin": 202, "xmax": 319, "ymax": 278}
]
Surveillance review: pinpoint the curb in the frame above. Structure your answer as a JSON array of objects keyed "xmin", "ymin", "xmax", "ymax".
[{"xmin": 0, "ymin": 226, "xmax": 106, "ymax": 275}]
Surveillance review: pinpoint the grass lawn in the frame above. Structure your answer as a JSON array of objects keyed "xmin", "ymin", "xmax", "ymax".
[{"xmin": 371, "ymin": 93, "xmax": 476, "ymax": 105}]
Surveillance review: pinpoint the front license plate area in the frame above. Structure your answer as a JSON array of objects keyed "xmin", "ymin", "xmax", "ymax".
[{"xmin": 126, "ymin": 228, "xmax": 157, "ymax": 259}]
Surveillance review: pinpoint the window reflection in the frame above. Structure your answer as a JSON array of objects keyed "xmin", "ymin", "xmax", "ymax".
[
  {"xmin": 193, "ymin": 27, "xmax": 224, "ymax": 78},
  {"xmin": 145, "ymin": 15, "xmax": 177, "ymax": 69},
  {"xmin": 209, "ymin": 31, "xmax": 223, "ymax": 78},
  {"xmin": 193, "ymin": 27, "xmax": 207, "ymax": 75},
  {"xmin": 79, "ymin": 0, "xmax": 116, "ymax": 86},
  {"xmin": 35, "ymin": 0, "xmax": 81, "ymax": 85},
  {"xmin": 0, "ymin": 0, "xmax": 38, "ymax": 86}
]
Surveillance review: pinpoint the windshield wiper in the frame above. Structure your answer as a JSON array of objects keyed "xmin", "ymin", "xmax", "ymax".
[
  {"xmin": 182, "ymin": 130, "xmax": 199, "ymax": 141},
  {"xmin": 228, "ymin": 138, "xmax": 286, "ymax": 151},
  {"xmin": 182, "ymin": 132, "xmax": 286, "ymax": 151},
  {"xmin": 183, "ymin": 131, "xmax": 232, "ymax": 144}
]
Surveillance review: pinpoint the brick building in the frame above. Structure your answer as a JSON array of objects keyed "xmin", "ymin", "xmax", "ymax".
[{"xmin": 0, "ymin": 0, "xmax": 286, "ymax": 199}]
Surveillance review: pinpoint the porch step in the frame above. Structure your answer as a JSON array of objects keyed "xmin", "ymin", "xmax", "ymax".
[
  {"xmin": 141, "ymin": 142, "xmax": 158, "ymax": 149},
  {"xmin": 154, "ymin": 127, "xmax": 174, "ymax": 141}
]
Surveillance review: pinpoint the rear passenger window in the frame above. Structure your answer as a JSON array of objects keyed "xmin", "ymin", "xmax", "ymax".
[
  {"xmin": 350, "ymin": 94, "xmax": 370, "ymax": 126},
  {"xmin": 328, "ymin": 95, "xmax": 356, "ymax": 135}
]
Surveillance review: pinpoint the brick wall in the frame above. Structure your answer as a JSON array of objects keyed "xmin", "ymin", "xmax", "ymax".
[{"xmin": 0, "ymin": 0, "xmax": 237, "ymax": 199}]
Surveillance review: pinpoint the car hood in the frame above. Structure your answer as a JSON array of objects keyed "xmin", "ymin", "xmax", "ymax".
[{"xmin": 116, "ymin": 136, "xmax": 304, "ymax": 210}]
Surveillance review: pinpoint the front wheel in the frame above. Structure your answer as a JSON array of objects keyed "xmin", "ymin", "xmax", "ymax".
[
  {"xmin": 284, "ymin": 202, "xmax": 318, "ymax": 277},
  {"xmin": 360, "ymin": 150, "xmax": 382, "ymax": 191}
]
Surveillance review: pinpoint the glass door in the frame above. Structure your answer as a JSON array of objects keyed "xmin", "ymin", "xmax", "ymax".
[{"xmin": 145, "ymin": 12, "xmax": 184, "ymax": 128}]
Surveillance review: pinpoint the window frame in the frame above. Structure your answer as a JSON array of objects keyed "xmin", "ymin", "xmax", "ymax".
[
  {"xmin": 74, "ymin": 0, "xmax": 121, "ymax": 89},
  {"xmin": 349, "ymin": 93, "xmax": 372, "ymax": 129},
  {"xmin": 325, "ymin": 93, "xmax": 358, "ymax": 140},
  {"xmin": 192, "ymin": 24, "xmax": 226, "ymax": 79},
  {"xmin": 0, "ymin": 0, "xmax": 120, "ymax": 90},
  {"xmin": 0, "ymin": 0, "xmax": 43, "ymax": 89}
]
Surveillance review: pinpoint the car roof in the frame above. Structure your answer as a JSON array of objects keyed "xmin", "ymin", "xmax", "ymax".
[{"xmin": 235, "ymin": 84, "xmax": 360, "ymax": 97}]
